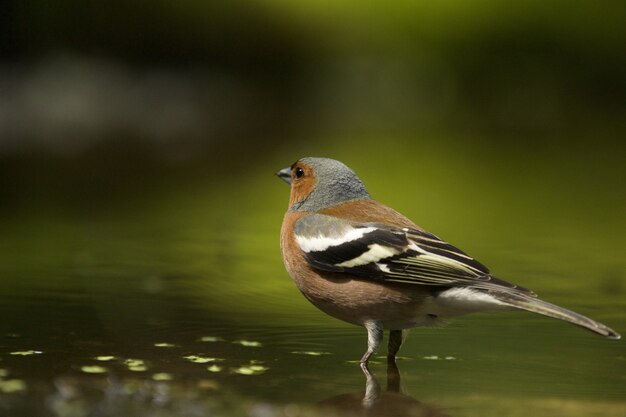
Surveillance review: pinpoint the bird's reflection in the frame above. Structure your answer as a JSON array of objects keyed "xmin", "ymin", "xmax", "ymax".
[{"xmin": 317, "ymin": 361, "xmax": 452, "ymax": 417}]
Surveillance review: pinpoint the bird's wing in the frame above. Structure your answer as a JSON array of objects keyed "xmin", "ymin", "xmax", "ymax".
[{"xmin": 294, "ymin": 213, "xmax": 534, "ymax": 295}]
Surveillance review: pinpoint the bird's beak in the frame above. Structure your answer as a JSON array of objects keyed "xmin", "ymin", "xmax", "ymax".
[{"xmin": 276, "ymin": 166, "xmax": 292, "ymax": 185}]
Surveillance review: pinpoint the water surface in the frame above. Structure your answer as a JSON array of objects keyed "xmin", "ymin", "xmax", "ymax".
[{"xmin": 1, "ymin": 148, "xmax": 624, "ymax": 417}]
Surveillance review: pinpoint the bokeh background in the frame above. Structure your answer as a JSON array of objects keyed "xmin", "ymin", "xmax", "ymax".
[
  {"xmin": 2, "ymin": 0, "xmax": 625, "ymax": 208},
  {"xmin": 0, "ymin": 1, "xmax": 625, "ymax": 416},
  {"xmin": 2, "ymin": 0, "xmax": 625, "ymax": 311}
]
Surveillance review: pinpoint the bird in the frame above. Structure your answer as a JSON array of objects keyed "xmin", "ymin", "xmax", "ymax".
[{"xmin": 277, "ymin": 157, "xmax": 621, "ymax": 367}]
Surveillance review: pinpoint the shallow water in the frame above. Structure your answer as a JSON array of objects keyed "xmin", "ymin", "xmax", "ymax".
[{"xmin": 1, "ymin": 149, "xmax": 625, "ymax": 417}]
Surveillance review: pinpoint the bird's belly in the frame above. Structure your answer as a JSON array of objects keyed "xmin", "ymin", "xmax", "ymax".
[{"xmin": 292, "ymin": 272, "xmax": 440, "ymax": 329}]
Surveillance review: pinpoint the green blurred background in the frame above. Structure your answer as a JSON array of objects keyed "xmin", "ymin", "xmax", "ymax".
[
  {"xmin": 2, "ymin": 0, "xmax": 626, "ymax": 339},
  {"xmin": 1, "ymin": 0, "xmax": 624, "ymax": 301},
  {"xmin": 0, "ymin": 2, "xmax": 625, "ymax": 416},
  {"xmin": 1, "ymin": 0, "xmax": 625, "ymax": 210}
]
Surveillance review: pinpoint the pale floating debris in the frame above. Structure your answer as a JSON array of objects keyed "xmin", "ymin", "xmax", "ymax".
[
  {"xmin": 233, "ymin": 364, "xmax": 269, "ymax": 375},
  {"xmin": 152, "ymin": 373, "xmax": 173, "ymax": 381},
  {"xmin": 10, "ymin": 350, "xmax": 42, "ymax": 356},
  {"xmin": 207, "ymin": 365, "xmax": 222, "ymax": 373},
  {"xmin": 0, "ymin": 369, "xmax": 8, "ymax": 378},
  {"xmin": 124, "ymin": 359, "xmax": 148, "ymax": 372},
  {"xmin": 154, "ymin": 342, "xmax": 177, "ymax": 348},
  {"xmin": 94, "ymin": 356, "xmax": 117, "ymax": 361},
  {"xmin": 199, "ymin": 336, "xmax": 224, "ymax": 342},
  {"xmin": 183, "ymin": 355, "xmax": 224, "ymax": 364},
  {"xmin": 232, "ymin": 360, "xmax": 267, "ymax": 375},
  {"xmin": 233, "ymin": 340, "xmax": 262, "ymax": 347},
  {"xmin": 423, "ymin": 355, "xmax": 456, "ymax": 361},
  {"xmin": 291, "ymin": 351, "xmax": 331, "ymax": 356},
  {"xmin": 80, "ymin": 366, "xmax": 108, "ymax": 374},
  {"xmin": 0, "ymin": 379, "xmax": 26, "ymax": 393}
]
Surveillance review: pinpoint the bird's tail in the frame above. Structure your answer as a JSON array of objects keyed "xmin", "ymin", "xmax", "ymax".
[{"xmin": 492, "ymin": 293, "xmax": 621, "ymax": 339}]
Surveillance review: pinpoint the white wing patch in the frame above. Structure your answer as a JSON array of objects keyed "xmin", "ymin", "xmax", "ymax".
[
  {"xmin": 296, "ymin": 226, "xmax": 377, "ymax": 253},
  {"xmin": 336, "ymin": 244, "xmax": 402, "ymax": 267}
]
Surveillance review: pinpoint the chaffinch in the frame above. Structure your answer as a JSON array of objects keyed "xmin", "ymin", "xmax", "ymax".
[{"xmin": 277, "ymin": 157, "xmax": 620, "ymax": 366}]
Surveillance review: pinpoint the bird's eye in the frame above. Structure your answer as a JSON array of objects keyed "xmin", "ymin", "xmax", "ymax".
[{"xmin": 295, "ymin": 167, "xmax": 305, "ymax": 179}]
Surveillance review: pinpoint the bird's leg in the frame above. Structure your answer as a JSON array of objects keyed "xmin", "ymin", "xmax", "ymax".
[
  {"xmin": 387, "ymin": 329, "xmax": 406, "ymax": 363},
  {"xmin": 360, "ymin": 321, "xmax": 383, "ymax": 367}
]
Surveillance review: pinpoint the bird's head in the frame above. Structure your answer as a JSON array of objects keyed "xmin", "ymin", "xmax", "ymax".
[{"xmin": 276, "ymin": 157, "xmax": 371, "ymax": 212}]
